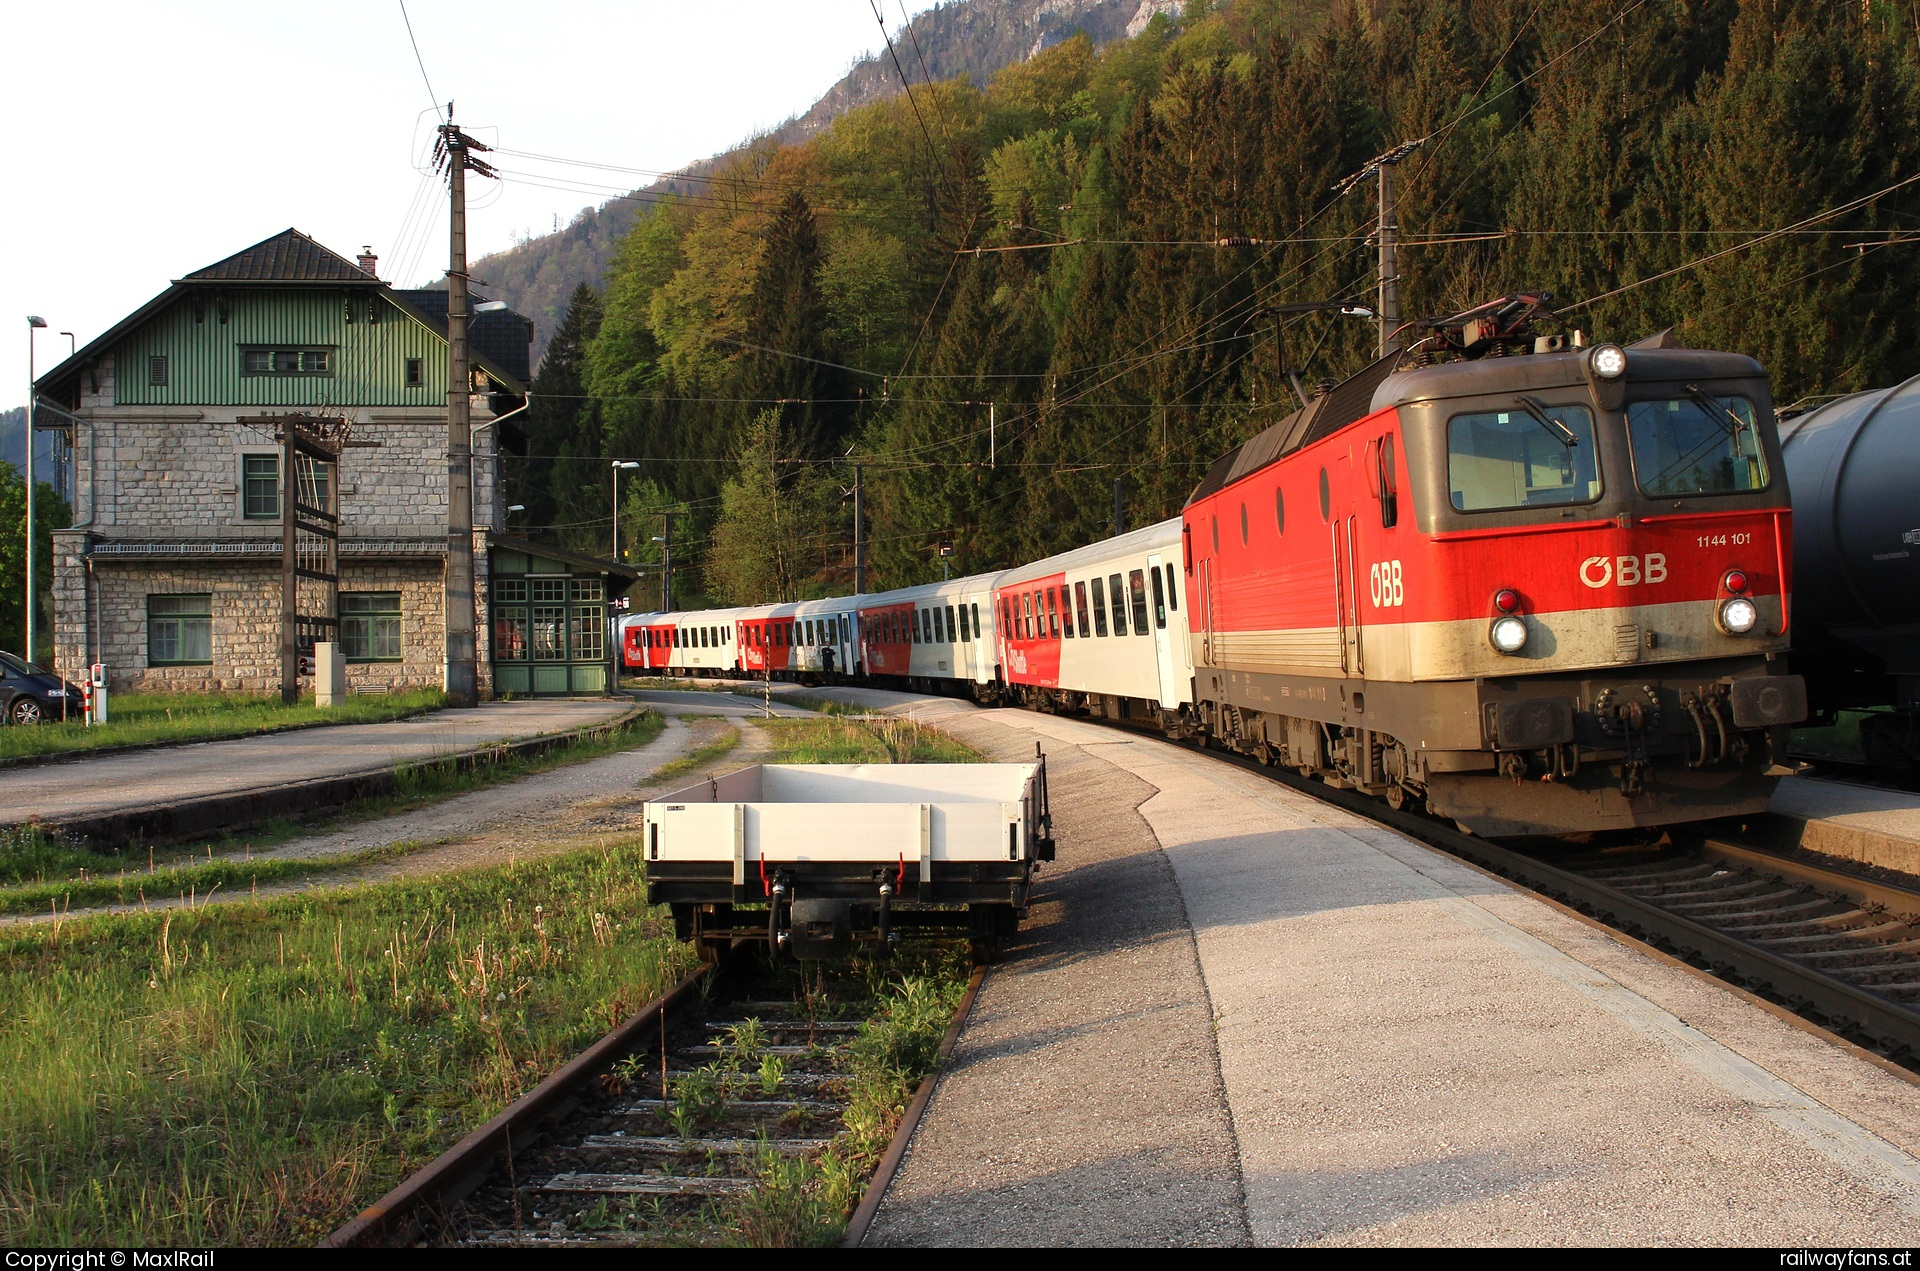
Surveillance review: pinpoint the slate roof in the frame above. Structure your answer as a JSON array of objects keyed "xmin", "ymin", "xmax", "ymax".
[
  {"xmin": 396, "ymin": 289, "xmax": 535, "ymax": 386},
  {"xmin": 180, "ymin": 228, "xmax": 381, "ymax": 285}
]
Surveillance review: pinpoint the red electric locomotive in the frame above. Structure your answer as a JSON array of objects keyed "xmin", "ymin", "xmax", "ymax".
[{"xmin": 1181, "ymin": 296, "xmax": 1806, "ymax": 836}]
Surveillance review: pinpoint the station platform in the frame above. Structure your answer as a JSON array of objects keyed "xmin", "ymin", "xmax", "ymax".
[
  {"xmin": 1770, "ymin": 776, "xmax": 1920, "ymax": 877},
  {"xmin": 825, "ymin": 691, "xmax": 1920, "ymax": 1246},
  {"xmin": 0, "ymin": 699, "xmax": 631, "ymax": 831}
]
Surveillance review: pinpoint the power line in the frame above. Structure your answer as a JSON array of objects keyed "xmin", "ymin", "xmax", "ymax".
[
  {"xmin": 1566, "ymin": 169, "xmax": 1920, "ymax": 312},
  {"xmin": 395, "ymin": 0, "xmax": 444, "ymax": 122}
]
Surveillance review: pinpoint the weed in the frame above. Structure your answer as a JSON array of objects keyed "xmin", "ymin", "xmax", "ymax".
[{"xmin": 757, "ymin": 1053, "xmax": 786, "ymax": 1097}]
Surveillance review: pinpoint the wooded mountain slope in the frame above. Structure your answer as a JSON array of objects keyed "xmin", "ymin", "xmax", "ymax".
[
  {"xmin": 477, "ymin": 0, "xmax": 1189, "ymax": 352},
  {"xmin": 511, "ymin": 0, "xmax": 1920, "ymax": 612}
]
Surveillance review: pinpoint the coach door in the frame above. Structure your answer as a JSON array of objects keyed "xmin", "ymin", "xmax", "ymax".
[{"xmin": 1147, "ymin": 553, "xmax": 1179, "ymax": 707}]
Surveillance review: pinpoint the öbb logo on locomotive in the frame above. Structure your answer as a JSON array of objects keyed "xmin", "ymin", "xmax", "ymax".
[
  {"xmin": 1579, "ymin": 554, "xmax": 1670, "ymax": 588},
  {"xmin": 622, "ymin": 300, "xmax": 1814, "ymax": 839},
  {"xmin": 1369, "ymin": 560, "xmax": 1404, "ymax": 607}
]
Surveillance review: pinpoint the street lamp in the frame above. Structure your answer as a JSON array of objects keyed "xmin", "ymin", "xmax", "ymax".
[
  {"xmin": 24, "ymin": 316, "xmax": 46, "ymax": 664},
  {"xmin": 610, "ymin": 461, "xmax": 640, "ymax": 562}
]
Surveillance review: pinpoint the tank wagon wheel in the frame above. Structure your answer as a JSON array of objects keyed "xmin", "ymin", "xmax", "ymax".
[{"xmin": 9, "ymin": 698, "xmax": 41, "ymax": 726}]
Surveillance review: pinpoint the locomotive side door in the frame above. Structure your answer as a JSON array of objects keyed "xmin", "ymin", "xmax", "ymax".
[
  {"xmin": 1147, "ymin": 552, "xmax": 1179, "ymax": 708},
  {"xmin": 1197, "ymin": 556, "xmax": 1214, "ymax": 666}
]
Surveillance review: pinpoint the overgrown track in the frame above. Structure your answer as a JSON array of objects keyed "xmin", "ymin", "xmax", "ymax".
[
  {"xmin": 325, "ymin": 948, "xmax": 981, "ymax": 1248},
  {"xmin": 1205, "ymin": 746, "xmax": 1920, "ymax": 1064}
]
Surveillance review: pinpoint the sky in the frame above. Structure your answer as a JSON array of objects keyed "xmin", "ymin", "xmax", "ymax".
[{"xmin": 1, "ymin": 0, "xmax": 940, "ymax": 408}]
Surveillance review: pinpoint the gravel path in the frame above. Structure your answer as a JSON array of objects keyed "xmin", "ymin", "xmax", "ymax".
[{"xmin": 3, "ymin": 690, "xmax": 813, "ymax": 926}]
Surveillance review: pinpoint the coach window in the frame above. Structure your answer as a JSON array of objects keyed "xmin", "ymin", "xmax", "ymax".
[
  {"xmin": 1074, "ymin": 581, "xmax": 1091, "ymax": 637},
  {"xmin": 1108, "ymin": 573, "xmax": 1128, "ymax": 635},
  {"xmin": 1047, "ymin": 589, "xmax": 1061, "ymax": 638},
  {"xmin": 958, "ymin": 605, "xmax": 971, "ymax": 642},
  {"xmin": 971, "ymin": 603, "xmax": 981, "ymax": 641},
  {"xmin": 1090, "ymin": 577, "xmax": 1109, "ymax": 636},
  {"xmin": 1211, "ymin": 516, "xmax": 1219, "ymax": 553},
  {"xmin": 1021, "ymin": 593, "xmax": 1034, "ymax": 640},
  {"xmin": 1275, "ymin": 486, "xmax": 1285, "ymax": 535},
  {"xmin": 1164, "ymin": 564, "xmax": 1179, "ymax": 611},
  {"xmin": 945, "ymin": 605, "xmax": 957, "ymax": 643},
  {"xmin": 1130, "ymin": 571, "xmax": 1151, "ymax": 634},
  {"xmin": 911, "ymin": 611, "xmax": 921, "ymax": 643},
  {"xmin": 1240, "ymin": 503, "xmax": 1249, "ymax": 546},
  {"xmin": 933, "ymin": 607, "xmax": 945, "ymax": 643},
  {"xmin": 1150, "ymin": 568, "xmax": 1167, "ymax": 629},
  {"xmin": 1060, "ymin": 588, "xmax": 1074, "ymax": 638}
]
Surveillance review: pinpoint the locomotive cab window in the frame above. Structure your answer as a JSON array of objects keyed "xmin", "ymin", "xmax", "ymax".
[
  {"xmin": 1447, "ymin": 404, "xmax": 1600, "ymax": 512},
  {"xmin": 1377, "ymin": 435, "xmax": 1399, "ymax": 528},
  {"xmin": 1627, "ymin": 394, "xmax": 1769, "ymax": 497}
]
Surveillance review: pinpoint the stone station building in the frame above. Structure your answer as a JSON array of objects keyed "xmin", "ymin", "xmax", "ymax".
[{"xmin": 32, "ymin": 229, "xmax": 634, "ymax": 698}]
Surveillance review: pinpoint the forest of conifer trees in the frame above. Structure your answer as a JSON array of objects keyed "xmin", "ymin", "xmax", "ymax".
[{"xmin": 509, "ymin": 0, "xmax": 1920, "ymax": 610}]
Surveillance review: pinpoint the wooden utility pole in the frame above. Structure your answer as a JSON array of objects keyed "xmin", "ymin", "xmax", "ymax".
[
  {"xmin": 852, "ymin": 463, "xmax": 865, "ymax": 597},
  {"xmin": 435, "ymin": 107, "xmax": 495, "ymax": 708},
  {"xmin": 1377, "ymin": 159, "xmax": 1400, "ymax": 359},
  {"xmin": 1333, "ymin": 138, "xmax": 1423, "ymax": 359},
  {"xmin": 660, "ymin": 511, "xmax": 676, "ymax": 612}
]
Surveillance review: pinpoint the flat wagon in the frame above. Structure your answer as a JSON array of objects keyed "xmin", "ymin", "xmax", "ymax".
[{"xmin": 643, "ymin": 756, "xmax": 1054, "ymax": 959}]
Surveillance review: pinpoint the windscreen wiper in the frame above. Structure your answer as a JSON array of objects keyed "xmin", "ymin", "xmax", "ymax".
[
  {"xmin": 1684, "ymin": 384, "xmax": 1745, "ymax": 437},
  {"xmin": 1518, "ymin": 395, "xmax": 1579, "ymax": 447}
]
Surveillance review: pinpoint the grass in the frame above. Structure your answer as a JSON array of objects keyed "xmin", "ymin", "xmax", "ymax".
[
  {"xmin": 0, "ymin": 710, "xmax": 666, "ymax": 917},
  {"xmin": 0, "ymin": 839, "xmax": 699, "ymax": 1246},
  {"xmin": 759, "ymin": 716, "xmax": 982, "ymax": 765},
  {"xmin": 647, "ymin": 725, "xmax": 742, "ymax": 785},
  {"xmin": 779, "ymin": 693, "xmax": 865, "ymax": 717},
  {"xmin": 0, "ymin": 689, "xmax": 447, "ymax": 763}
]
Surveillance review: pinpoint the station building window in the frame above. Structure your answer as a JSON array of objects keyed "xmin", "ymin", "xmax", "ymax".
[
  {"xmin": 148, "ymin": 594, "xmax": 212, "ymax": 666},
  {"xmin": 340, "ymin": 592, "xmax": 402, "ymax": 662},
  {"xmin": 242, "ymin": 455, "xmax": 280, "ymax": 520}
]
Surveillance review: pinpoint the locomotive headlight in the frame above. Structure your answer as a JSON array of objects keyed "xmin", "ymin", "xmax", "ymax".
[
  {"xmin": 1719, "ymin": 596, "xmax": 1759, "ymax": 634},
  {"xmin": 1589, "ymin": 343, "xmax": 1627, "ymax": 379},
  {"xmin": 1489, "ymin": 615, "xmax": 1529, "ymax": 654}
]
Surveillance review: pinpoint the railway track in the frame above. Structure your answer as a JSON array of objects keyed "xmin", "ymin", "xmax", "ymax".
[{"xmin": 326, "ymin": 947, "xmax": 983, "ymax": 1248}]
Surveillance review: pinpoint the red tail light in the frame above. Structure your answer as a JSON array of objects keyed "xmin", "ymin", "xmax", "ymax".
[
  {"xmin": 1723, "ymin": 570, "xmax": 1749, "ymax": 594},
  {"xmin": 1493, "ymin": 588, "xmax": 1521, "ymax": 614}
]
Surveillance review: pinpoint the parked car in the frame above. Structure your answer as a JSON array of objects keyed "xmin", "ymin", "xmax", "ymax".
[{"xmin": 0, "ymin": 651, "xmax": 81, "ymax": 725}]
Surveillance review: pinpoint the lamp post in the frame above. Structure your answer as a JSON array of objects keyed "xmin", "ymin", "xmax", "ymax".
[
  {"xmin": 610, "ymin": 461, "xmax": 640, "ymax": 563},
  {"xmin": 24, "ymin": 316, "xmax": 47, "ymax": 664}
]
